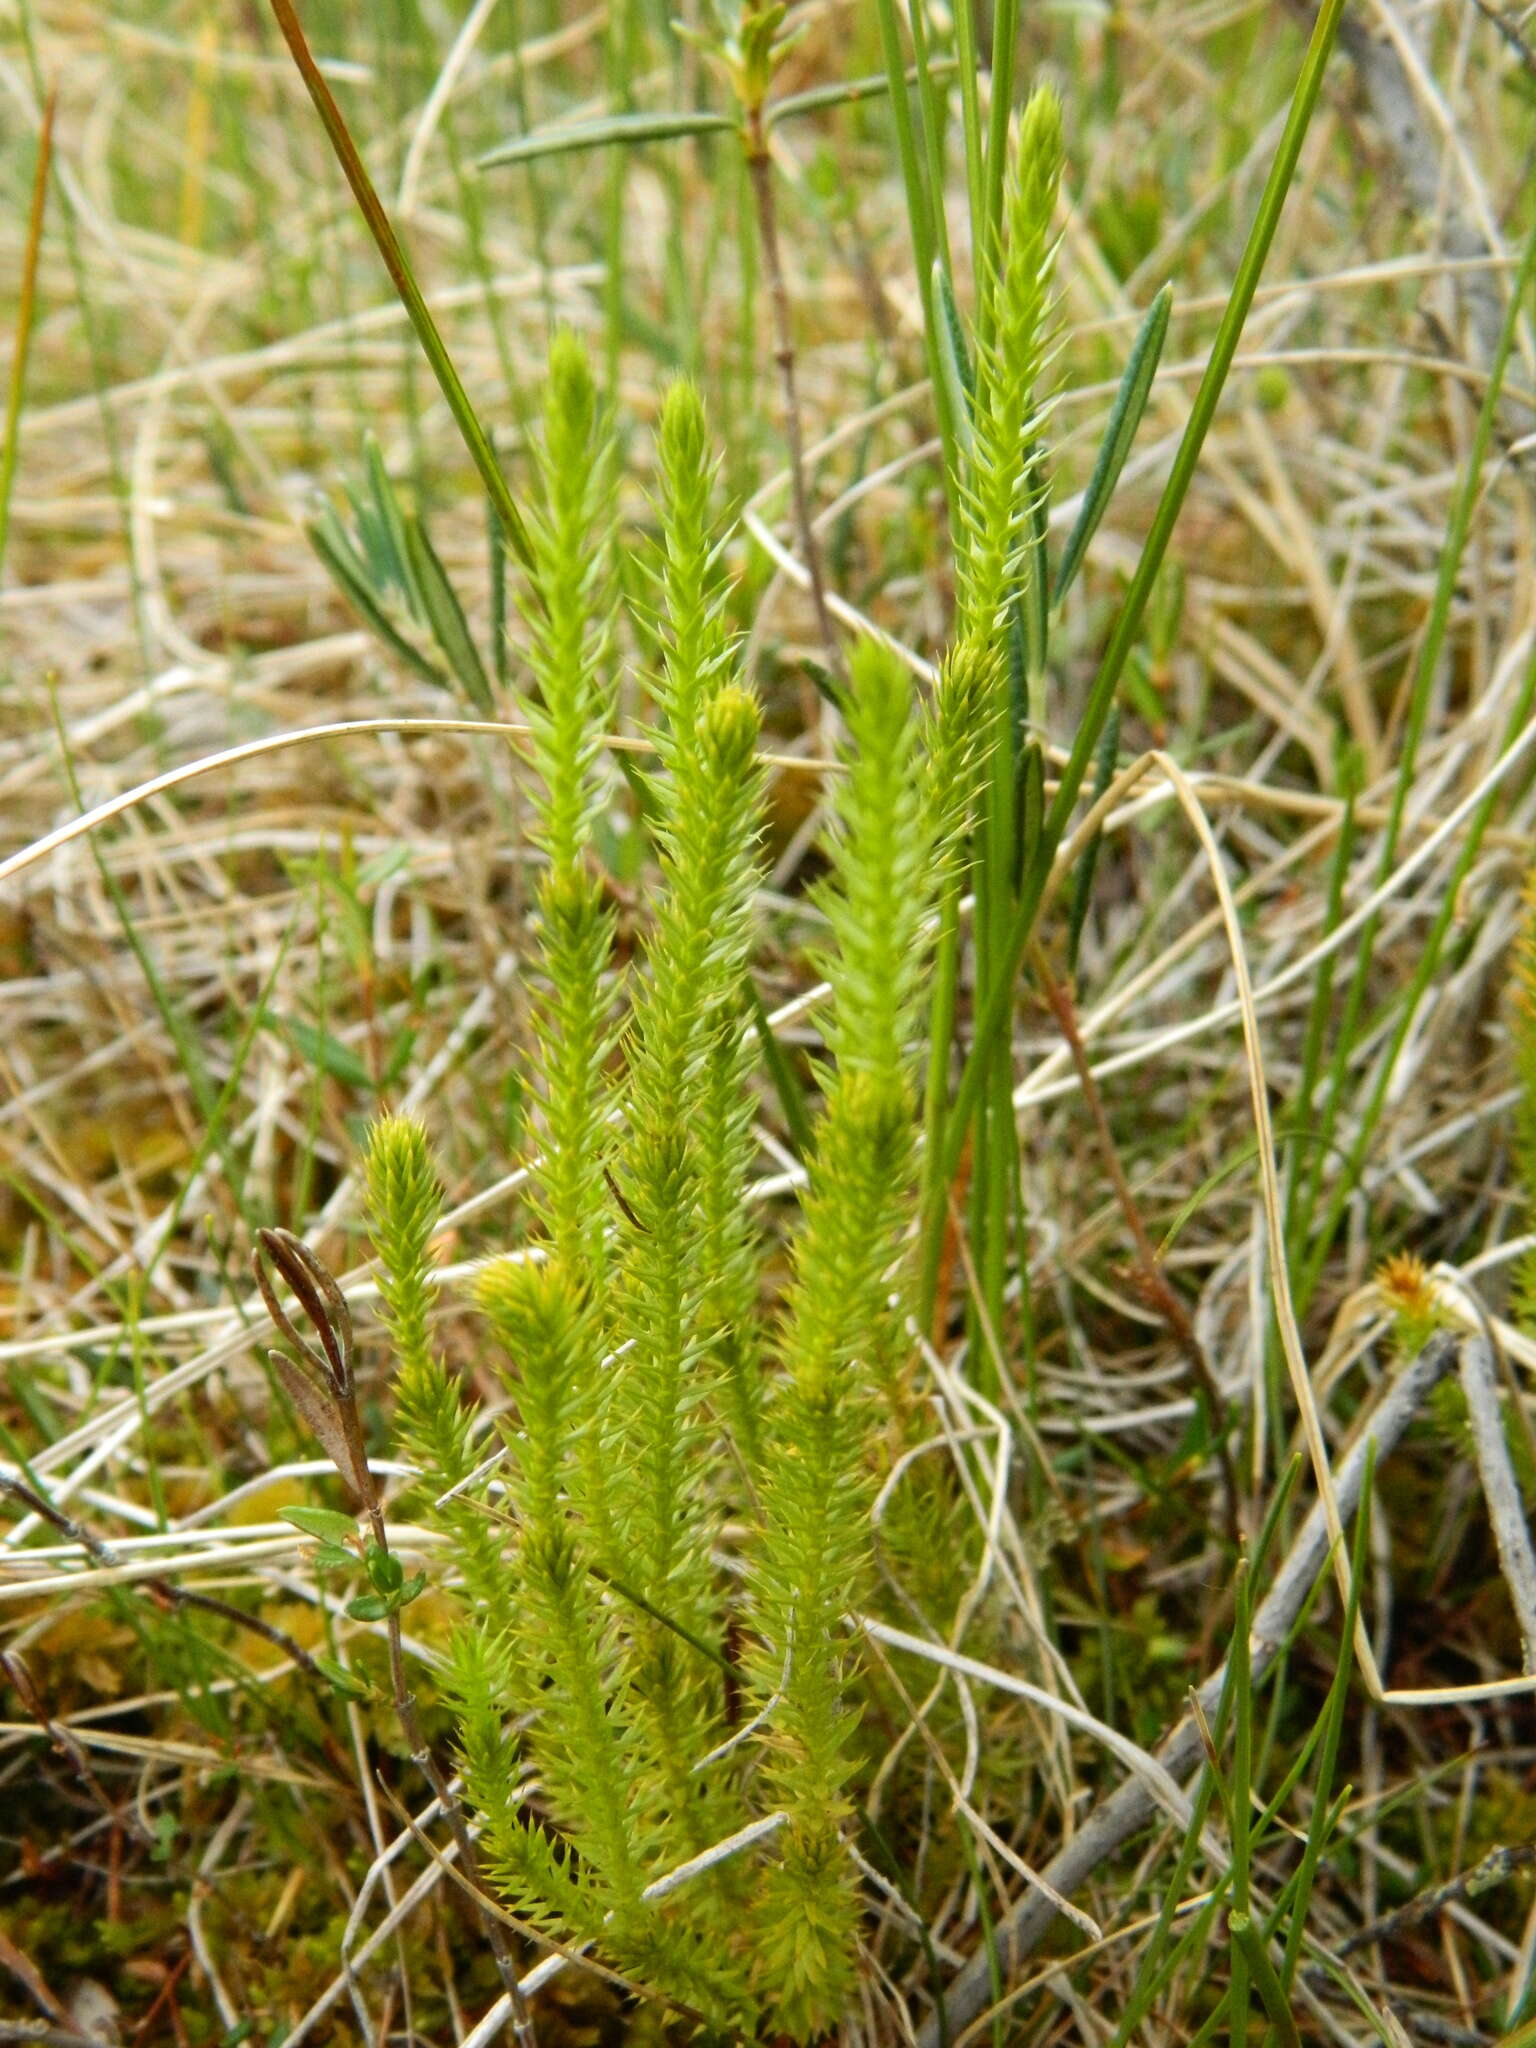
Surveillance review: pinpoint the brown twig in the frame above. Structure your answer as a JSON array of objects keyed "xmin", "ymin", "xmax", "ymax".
[
  {"xmin": 742, "ymin": 106, "xmax": 842, "ymax": 684},
  {"xmin": 1033, "ymin": 948, "xmax": 1242, "ymax": 1548},
  {"xmin": 0, "ymin": 1471, "xmax": 324, "ymax": 1681},
  {"xmin": 915, "ymin": 1330, "xmax": 1462, "ymax": 2048},
  {"xmin": 1335, "ymin": 1842, "xmax": 1536, "ymax": 1959},
  {"xmin": 253, "ymin": 1228, "xmax": 536, "ymax": 2048},
  {"xmin": 0, "ymin": 1649, "xmax": 148, "ymax": 1846}
]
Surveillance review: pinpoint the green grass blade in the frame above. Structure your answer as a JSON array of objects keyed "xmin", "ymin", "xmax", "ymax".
[
  {"xmin": 0, "ymin": 88, "xmax": 52, "ymax": 583},
  {"xmin": 1053, "ymin": 282, "xmax": 1172, "ymax": 604},
  {"xmin": 268, "ymin": 0, "xmax": 535, "ymax": 572},
  {"xmin": 402, "ymin": 513, "xmax": 496, "ymax": 715},
  {"xmin": 745, "ymin": 975, "xmax": 815, "ymax": 1160},
  {"xmin": 872, "ymin": 0, "xmax": 959, "ymax": 492},
  {"xmin": 1229, "ymin": 1913, "xmax": 1302, "ymax": 2048},
  {"xmin": 363, "ymin": 431, "xmax": 413, "ymax": 594},
  {"xmin": 932, "ymin": 258, "xmax": 976, "ymax": 460},
  {"xmin": 930, "ymin": 0, "xmax": 1350, "ymax": 1202},
  {"xmin": 1280, "ymin": 1450, "xmax": 1373, "ymax": 1987}
]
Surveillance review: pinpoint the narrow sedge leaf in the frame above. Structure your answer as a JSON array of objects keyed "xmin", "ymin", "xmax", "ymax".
[
  {"xmin": 0, "ymin": 90, "xmax": 53, "ymax": 584},
  {"xmin": 1054, "ymin": 282, "xmax": 1173, "ymax": 604},
  {"xmin": 933, "ymin": 258, "xmax": 975, "ymax": 406},
  {"xmin": 480, "ymin": 110, "xmax": 735, "ymax": 169},
  {"xmin": 350, "ymin": 491, "xmax": 403, "ymax": 601},
  {"xmin": 1066, "ymin": 705, "xmax": 1120, "ymax": 977},
  {"xmin": 931, "ymin": 259, "xmax": 976, "ymax": 461},
  {"xmin": 402, "ymin": 513, "xmax": 496, "ymax": 715},
  {"xmin": 1228, "ymin": 1914, "xmax": 1303, "ymax": 2048},
  {"xmin": 363, "ymin": 433, "xmax": 412, "ymax": 595},
  {"xmin": 382, "ymin": 1028, "xmax": 416, "ymax": 1087},
  {"xmin": 315, "ymin": 1654, "xmax": 373, "ymax": 1701},
  {"xmin": 1018, "ymin": 739, "xmax": 1045, "ymax": 889},
  {"xmin": 1020, "ymin": 446, "xmax": 1051, "ymax": 690},
  {"xmin": 284, "ymin": 1016, "xmax": 374, "ymax": 1092},
  {"xmin": 306, "ymin": 516, "xmax": 446, "ymax": 689},
  {"xmin": 279, "ymin": 1506, "xmax": 358, "ymax": 1545},
  {"xmin": 746, "ymin": 974, "xmax": 815, "ymax": 1160},
  {"xmin": 489, "ymin": 505, "xmax": 509, "ymax": 693}
]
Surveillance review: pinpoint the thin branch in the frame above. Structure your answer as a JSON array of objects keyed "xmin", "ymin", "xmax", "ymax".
[
  {"xmin": 917, "ymin": 1330, "xmax": 1461, "ymax": 2048},
  {"xmin": 743, "ymin": 108, "xmax": 842, "ymax": 681},
  {"xmin": 253, "ymin": 1231, "xmax": 536, "ymax": 2048},
  {"xmin": 0, "ymin": 1471, "xmax": 324, "ymax": 1681},
  {"xmin": 1458, "ymin": 1330, "xmax": 1536, "ymax": 1669}
]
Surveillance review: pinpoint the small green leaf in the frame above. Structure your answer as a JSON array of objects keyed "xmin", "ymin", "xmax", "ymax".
[
  {"xmin": 1054, "ymin": 282, "xmax": 1172, "ymax": 604},
  {"xmin": 279, "ymin": 1505, "xmax": 359, "ymax": 1545},
  {"xmin": 347, "ymin": 1592, "xmax": 391, "ymax": 1622},
  {"xmin": 284, "ymin": 1016, "xmax": 374, "ymax": 1092},
  {"xmin": 765, "ymin": 60, "xmax": 956, "ymax": 127},
  {"xmin": 366, "ymin": 1547, "xmax": 404, "ymax": 1595},
  {"xmin": 310, "ymin": 1542, "xmax": 357, "ymax": 1572},
  {"xmin": 397, "ymin": 1571, "xmax": 427, "ymax": 1607},
  {"xmin": 382, "ymin": 1027, "xmax": 417, "ymax": 1089},
  {"xmin": 402, "ymin": 512, "xmax": 495, "ymax": 715},
  {"xmin": 480, "ymin": 110, "xmax": 735, "ymax": 171},
  {"xmin": 315, "ymin": 1653, "xmax": 373, "ymax": 1700}
]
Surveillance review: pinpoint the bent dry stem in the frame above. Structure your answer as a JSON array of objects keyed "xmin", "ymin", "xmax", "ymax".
[{"xmin": 253, "ymin": 1228, "xmax": 536, "ymax": 2048}]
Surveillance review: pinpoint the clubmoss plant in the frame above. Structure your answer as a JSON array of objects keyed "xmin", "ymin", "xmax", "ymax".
[
  {"xmin": 336, "ymin": 344, "xmax": 972, "ymax": 2037},
  {"xmin": 365, "ymin": 1117, "xmax": 503, "ymax": 1607},
  {"xmin": 743, "ymin": 638, "xmax": 947, "ymax": 2029},
  {"xmin": 921, "ymin": 86, "xmax": 1064, "ymax": 1355},
  {"xmin": 518, "ymin": 332, "xmax": 624, "ymax": 1290}
]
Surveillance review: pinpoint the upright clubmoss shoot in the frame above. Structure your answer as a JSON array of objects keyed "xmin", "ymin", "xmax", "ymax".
[
  {"xmin": 363, "ymin": 362, "xmax": 973, "ymax": 2042},
  {"xmin": 744, "ymin": 640, "xmax": 942, "ymax": 2033}
]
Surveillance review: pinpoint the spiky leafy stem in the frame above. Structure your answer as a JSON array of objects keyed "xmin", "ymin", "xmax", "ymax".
[
  {"xmin": 475, "ymin": 1253, "xmax": 752, "ymax": 2024},
  {"xmin": 955, "ymin": 84, "xmax": 1062, "ymax": 661},
  {"xmin": 746, "ymin": 641, "xmax": 939, "ymax": 2036},
  {"xmin": 647, "ymin": 380, "xmax": 767, "ymax": 1474},
  {"xmin": 519, "ymin": 332, "xmax": 622, "ymax": 1291},
  {"xmin": 472, "ymin": 1258, "xmax": 641, "ymax": 1904},
  {"xmin": 596, "ymin": 385, "xmax": 769, "ymax": 1874},
  {"xmin": 608, "ymin": 685, "xmax": 766, "ymax": 1853},
  {"xmin": 513, "ymin": 333, "xmax": 625, "ymax": 1570},
  {"xmin": 366, "ymin": 1115, "xmax": 503, "ymax": 1603},
  {"xmin": 953, "ymin": 88, "xmax": 1063, "ymax": 1353}
]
